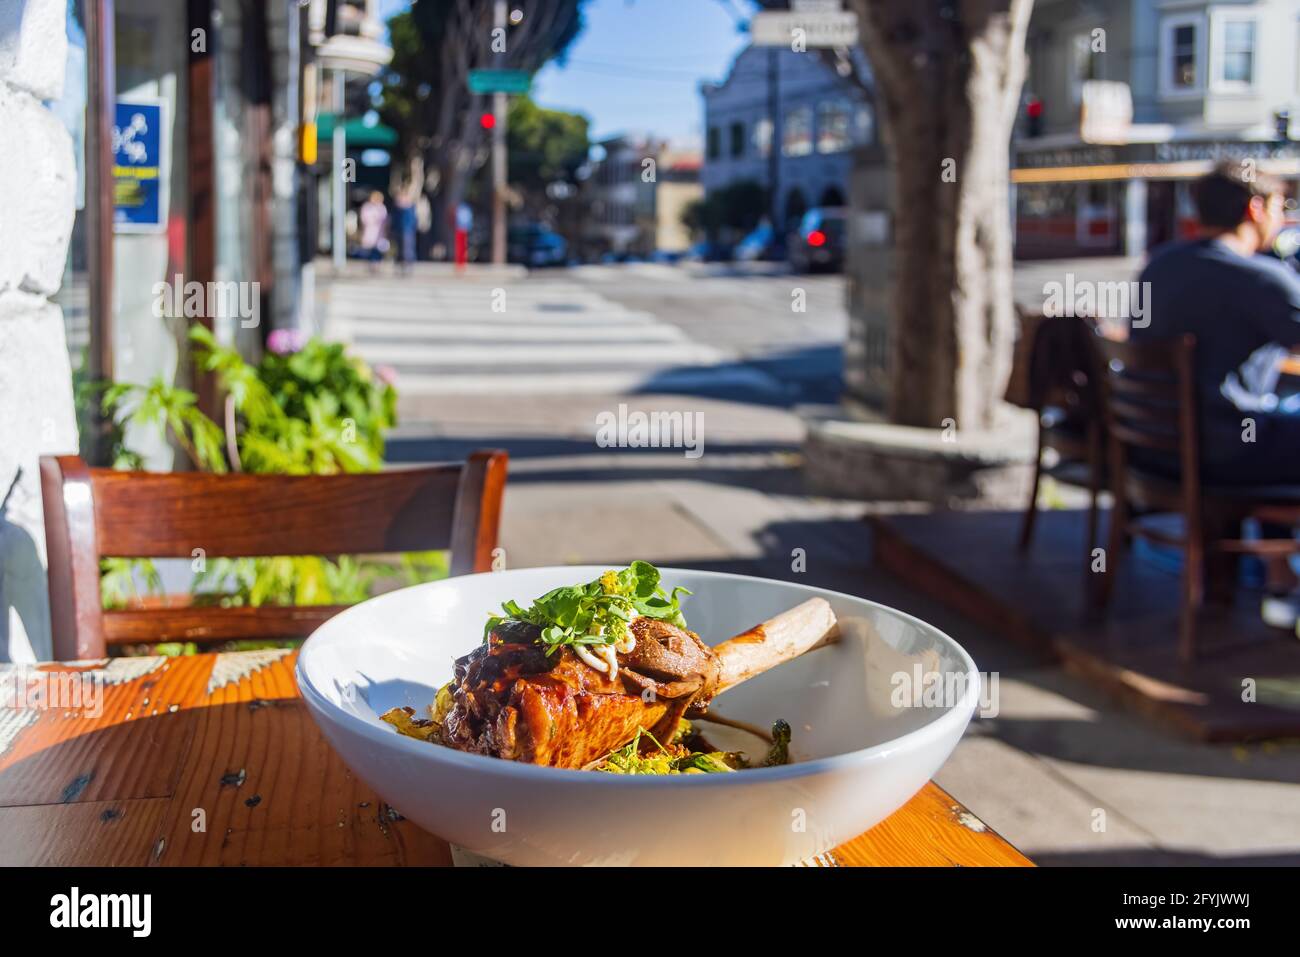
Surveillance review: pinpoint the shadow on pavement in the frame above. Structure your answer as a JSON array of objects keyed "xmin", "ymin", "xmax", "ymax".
[
  {"xmin": 387, "ymin": 436, "xmax": 810, "ymax": 496},
  {"xmin": 631, "ymin": 343, "xmax": 844, "ymax": 408}
]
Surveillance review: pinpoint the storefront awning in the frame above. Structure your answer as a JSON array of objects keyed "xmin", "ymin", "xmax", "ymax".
[
  {"xmin": 1013, "ymin": 139, "xmax": 1300, "ymax": 184},
  {"xmin": 1013, "ymin": 159, "xmax": 1300, "ymax": 184},
  {"xmin": 315, "ymin": 113, "xmax": 398, "ymax": 149}
]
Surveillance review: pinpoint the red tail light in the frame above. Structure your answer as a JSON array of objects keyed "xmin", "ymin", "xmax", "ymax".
[{"xmin": 807, "ymin": 229, "xmax": 827, "ymax": 247}]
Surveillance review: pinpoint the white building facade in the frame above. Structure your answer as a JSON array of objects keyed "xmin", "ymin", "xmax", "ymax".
[
  {"xmin": 701, "ymin": 45, "xmax": 874, "ymax": 231},
  {"xmin": 1015, "ymin": 0, "xmax": 1300, "ymax": 257}
]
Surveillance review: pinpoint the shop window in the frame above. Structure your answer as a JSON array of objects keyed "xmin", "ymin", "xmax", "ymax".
[
  {"xmin": 1015, "ymin": 183, "xmax": 1076, "ymax": 221},
  {"xmin": 1160, "ymin": 15, "xmax": 1204, "ymax": 96},
  {"xmin": 783, "ymin": 105, "xmax": 812, "ymax": 157},
  {"xmin": 1212, "ymin": 14, "xmax": 1257, "ymax": 90},
  {"xmin": 729, "ymin": 121, "xmax": 745, "ymax": 158},
  {"xmin": 816, "ymin": 100, "xmax": 852, "ymax": 153}
]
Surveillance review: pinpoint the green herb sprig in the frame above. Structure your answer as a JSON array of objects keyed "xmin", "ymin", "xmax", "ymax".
[{"xmin": 483, "ymin": 561, "xmax": 691, "ymax": 655}]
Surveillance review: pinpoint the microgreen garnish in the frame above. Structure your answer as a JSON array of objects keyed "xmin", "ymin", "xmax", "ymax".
[{"xmin": 482, "ymin": 561, "xmax": 691, "ymax": 655}]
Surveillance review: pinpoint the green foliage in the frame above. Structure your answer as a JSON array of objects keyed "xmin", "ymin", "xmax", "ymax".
[
  {"xmin": 506, "ymin": 96, "xmax": 590, "ymax": 196},
  {"xmin": 682, "ymin": 179, "xmax": 769, "ymax": 239},
  {"xmin": 190, "ymin": 326, "xmax": 395, "ymax": 475},
  {"xmin": 257, "ymin": 338, "xmax": 396, "ymax": 461},
  {"xmin": 153, "ymin": 642, "xmax": 201, "ymax": 657},
  {"xmin": 95, "ymin": 326, "xmax": 441, "ymax": 622},
  {"xmin": 399, "ymin": 550, "xmax": 451, "ymax": 587},
  {"xmin": 101, "ymin": 378, "xmax": 228, "ymax": 473},
  {"xmin": 377, "ymin": 0, "xmax": 592, "ymax": 230},
  {"xmin": 100, "ymin": 557, "xmax": 163, "ymax": 611},
  {"xmin": 73, "ymin": 368, "xmax": 139, "ymax": 468},
  {"xmin": 377, "ymin": 11, "xmax": 427, "ymax": 160}
]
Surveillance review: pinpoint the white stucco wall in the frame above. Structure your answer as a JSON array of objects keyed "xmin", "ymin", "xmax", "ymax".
[{"xmin": 0, "ymin": 0, "xmax": 80, "ymax": 663}]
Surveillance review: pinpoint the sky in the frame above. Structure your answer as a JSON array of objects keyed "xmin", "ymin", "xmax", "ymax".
[
  {"xmin": 530, "ymin": 0, "xmax": 752, "ymax": 150},
  {"xmin": 379, "ymin": 0, "xmax": 752, "ymax": 152}
]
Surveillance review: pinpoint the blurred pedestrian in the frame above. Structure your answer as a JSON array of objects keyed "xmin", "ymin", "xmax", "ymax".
[
  {"xmin": 416, "ymin": 191, "xmax": 433, "ymax": 260},
  {"xmin": 394, "ymin": 184, "xmax": 419, "ymax": 274},
  {"xmin": 358, "ymin": 191, "xmax": 389, "ymax": 272}
]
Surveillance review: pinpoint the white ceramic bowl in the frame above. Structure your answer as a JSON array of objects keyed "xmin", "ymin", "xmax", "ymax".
[{"xmin": 297, "ymin": 566, "xmax": 979, "ymax": 866}]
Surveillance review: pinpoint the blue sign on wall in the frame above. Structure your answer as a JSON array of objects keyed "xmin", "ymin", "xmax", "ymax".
[{"xmin": 112, "ymin": 100, "xmax": 167, "ymax": 232}]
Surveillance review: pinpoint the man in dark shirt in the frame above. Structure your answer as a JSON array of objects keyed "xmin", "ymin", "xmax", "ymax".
[
  {"xmin": 1133, "ymin": 161, "xmax": 1300, "ymax": 631},
  {"xmin": 1134, "ymin": 161, "xmax": 1300, "ymax": 484}
]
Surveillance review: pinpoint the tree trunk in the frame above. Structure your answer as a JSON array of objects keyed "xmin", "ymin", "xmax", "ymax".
[
  {"xmin": 429, "ymin": 89, "xmax": 488, "ymax": 252},
  {"xmin": 848, "ymin": 0, "xmax": 1033, "ymax": 431}
]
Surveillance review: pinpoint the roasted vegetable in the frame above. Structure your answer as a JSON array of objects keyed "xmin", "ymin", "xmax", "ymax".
[
  {"xmin": 380, "ymin": 681, "xmax": 455, "ymax": 743},
  {"xmin": 380, "ymin": 706, "xmax": 440, "ymax": 742},
  {"xmin": 592, "ymin": 727, "xmax": 746, "ymax": 775},
  {"xmin": 764, "ymin": 719, "xmax": 792, "ymax": 767}
]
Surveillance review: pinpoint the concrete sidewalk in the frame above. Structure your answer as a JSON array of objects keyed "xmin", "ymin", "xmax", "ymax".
[{"xmin": 386, "ymin": 391, "xmax": 1300, "ymax": 866}]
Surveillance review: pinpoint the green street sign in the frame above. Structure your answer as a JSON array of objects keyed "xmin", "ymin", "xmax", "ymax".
[{"xmin": 468, "ymin": 69, "xmax": 531, "ymax": 95}]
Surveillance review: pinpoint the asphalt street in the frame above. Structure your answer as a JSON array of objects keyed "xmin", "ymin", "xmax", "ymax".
[{"xmin": 321, "ymin": 262, "xmax": 848, "ymax": 408}]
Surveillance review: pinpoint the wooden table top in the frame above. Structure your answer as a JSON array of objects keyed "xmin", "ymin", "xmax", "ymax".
[{"xmin": 0, "ymin": 650, "xmax": 1031, "ymax": 867}]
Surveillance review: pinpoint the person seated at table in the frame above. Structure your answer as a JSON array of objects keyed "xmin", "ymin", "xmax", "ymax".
[{"xmin": 1133, "ymin": 160, "xmax": 1300, "ymax": 632}]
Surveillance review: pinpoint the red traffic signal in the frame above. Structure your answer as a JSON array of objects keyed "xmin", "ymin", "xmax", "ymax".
[
  {"xmin": 1025, "ymin": 97, "xmax": 1044, "ymax": 137},
  {"xmin": 479, "ymin": 112, "xmax": 496, "ymax": 130}
]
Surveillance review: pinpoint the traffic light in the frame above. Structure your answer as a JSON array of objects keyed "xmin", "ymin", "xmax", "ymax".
[
  {"xmin": 1025, "ymin": 97, "xmax": 1044, "ymax": 138},
  {"xmin": 480, "ymin": 112, "xmax": 496, "ymax": 130}
]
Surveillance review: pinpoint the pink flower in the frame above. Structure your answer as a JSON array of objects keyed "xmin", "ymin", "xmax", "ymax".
[
  {"xmin": 267, "ymin": 328, "xmax": 307, "ymax": 355},
  {"xmin": 374, "ymin": 364, "xmax": 398, "ymax": 386}
]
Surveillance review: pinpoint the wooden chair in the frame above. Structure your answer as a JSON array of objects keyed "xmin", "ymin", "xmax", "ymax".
[
  {"xmin": 1015, "ymin": 313, "xmax": 1106, "ymax": 567},
  {"xmin": 1093, "ymin": 335, "xmax": 1300, "ymax": 661},
  {"xmin": 39, "ymin": 450, "xmax": 508, "ymax": 661}
]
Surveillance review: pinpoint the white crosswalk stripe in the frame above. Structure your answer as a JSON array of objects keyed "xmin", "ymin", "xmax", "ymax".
[{"xmin": 321, "ymin": 277, "xmax": 781, "ymax": 397}]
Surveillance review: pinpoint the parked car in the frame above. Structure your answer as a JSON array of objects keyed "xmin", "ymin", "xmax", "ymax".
[
  {"xmin": 507, "ymin": 225, "xmax": 568, "ymax": 267},
  {"xmin": 686, "ymin": 239, "xmax": 734, "ymax": 263},
  {"xmin": 787, "ymin": 207, "xmax": 847, "ymax": 273},
  {"xmin": 734, "ymin": 223, "xmax": 783, "ymax": 262}
]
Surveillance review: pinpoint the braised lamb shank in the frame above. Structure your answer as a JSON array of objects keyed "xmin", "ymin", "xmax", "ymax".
[{"xmin": 439, "ymin": 602, "xmax": 836, "ymax": 770}]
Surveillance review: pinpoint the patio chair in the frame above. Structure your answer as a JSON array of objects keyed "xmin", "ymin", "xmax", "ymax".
[
  {"xmin": 39, "ymin": 450, "xmax": 508, "ymax": 661},
  {"xmin": 1093, "ymin": 335, "xmax": 1300, "ymax": 661},
  {"xmin": 1014, "ymin": 312, "xmax": 1106, "ymax": 567}
]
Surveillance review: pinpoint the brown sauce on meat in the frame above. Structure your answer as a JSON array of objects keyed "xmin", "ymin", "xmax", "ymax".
[{"xmin": 439, "ymin": 617, "xmax": 723, "ymax": 768}]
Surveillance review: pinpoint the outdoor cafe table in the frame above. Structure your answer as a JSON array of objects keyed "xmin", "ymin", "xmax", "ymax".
[{"xmin": 0, "ymin": 650, "xmax": 1031, "ymax": 867}]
